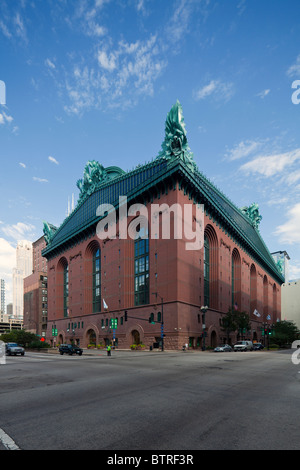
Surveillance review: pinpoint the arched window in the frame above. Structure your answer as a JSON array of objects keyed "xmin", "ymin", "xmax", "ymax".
[
  {"xmin": 64, "ymin": 263, "xmax": 69, "ymax": 317},
  {"xmin": 250, "ymin": 264, "xmax": 257, "ymax": 315},
  {"xmin": 134, "ymin": 226, "xmax": 149, "ymax": 306},
  {"xmin": 203, "ymin": 224, "xmax": 219, "ymax": 309},
  {"xmin": 93, "ymin": 248, "xmax": 101, "ymax": 313},
  {"xmin": 204, "ymin": 235, "xmax": 210, "ymax": 307},
  {"xmin": 263, "ymin": 275, "xmax": 268, "ymax": 316},
  {"xmin": 232, "ymin": 248, "xmax": 241, "ymax": 309}
]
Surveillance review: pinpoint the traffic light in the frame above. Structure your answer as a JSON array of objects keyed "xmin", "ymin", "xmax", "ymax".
[{"xmin": 124, "ymin": 310, "xmax": 128, "ymax": 321}]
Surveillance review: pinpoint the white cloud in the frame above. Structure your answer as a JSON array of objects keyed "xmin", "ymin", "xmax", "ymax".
[
  {"xmin": 48, "ymin": 156, "xmax": 59, "ymax": 165},
  {"xmin": 256, "ymin": 89, "xmax": 270, "ymax": 99},
  {"xmin": 45, "ymin": 58, "xmax": 56, "ymax": 69},
  {"xmin": 287, "ymin": 54, "xmax": 300, "ymax": 77},
  {"xmin": 194, "ymin": 79, "xmax": 234, "ymax": 102},
  {"xmin": 0, "ymin": 222, "xmax": 35, "ymax": 242},
  {"xmin": 274, "ymin": 203, "xmax": 300, "ymax": 245},
  {"xmin": 97, "ymin": 50, "xmax": 117, "ymax": 72},
  {"xmin": 225, "ymin": 140, "xmax": 262, "ymax": 161},
  {"xmin": 239, "ymin": 148, "xmax": 300, "ymax": 177},
  {"xmin": 0, "ymin": 111, "xmax": 13, "ymax": 125},
  {"xmin": 19, "ymin": 162, "xmax": 26, "ymax": 168},
  {"xmin": 33, "ymin": 177, "xmax": 49, "ymax": 183}
]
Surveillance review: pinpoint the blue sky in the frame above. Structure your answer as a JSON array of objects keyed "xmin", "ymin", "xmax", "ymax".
[{"xmin": 1, "ymin": 0, "xmax": 300, "ymax": 305}]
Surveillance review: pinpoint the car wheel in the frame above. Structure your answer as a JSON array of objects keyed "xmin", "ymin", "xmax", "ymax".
[{"xmin": 60, "ymin": 352, "xmax": 64, "ymax": 355}]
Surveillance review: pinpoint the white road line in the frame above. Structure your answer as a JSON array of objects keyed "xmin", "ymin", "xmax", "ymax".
[{"xmin": 0, "ymin": 428, "xmax": 21, "ymax": 450}]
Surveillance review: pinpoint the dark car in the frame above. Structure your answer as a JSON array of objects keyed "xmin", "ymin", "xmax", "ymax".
[
  {"xmin": 59, "ymin": 344, "xmax": 83, "ymax": 355},
  {"xmin": 253, "ymin": 342, "xmax": 264, "ymax": 350}
]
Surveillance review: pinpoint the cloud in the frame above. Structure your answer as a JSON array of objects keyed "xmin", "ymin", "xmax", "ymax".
[
  {"xmin": 194, "ymin": 79, "xmax": 234, "ymax": 102},
  {"xmin": 274, "ymin": 203, "xmax": 300, "ymax": 245},
  {"xmin": 33, "ymin": 177, "xmax": 49, "ymax": 183},
  {"xmin": 19, "ymin": 162, "xmax": 26, "ymax": 168},
  {"xmin": 0, "ymin": 222, "xmax": 35, "ymax": 242},
  {"xmin": 45, "ymin": 58, "xmax": 56, "ymax": 69},
  {"xmin": 287, "ymin": 54, "xmax": 300, "ymax": 77},
  {"xmin": 48, "ymin": 156, "xmax": 59, "ymax": 165},
  {"xmin": 0, "ymin": 111, "xmax": 13, "ymax": 125},
  {"xmin": 225, "ymin": 140, "xmax": 262, "ymax": 161},
  {"xmin": 64, "ymin": 34, "xmax": 166, "ymax": 114},
  {"xmin": 239, "ymin": 149, "xmax": 300, "ymax": 177},
  {"xmin": 256, "ymin": 89, "xmax": 270, "ymax": 99}
]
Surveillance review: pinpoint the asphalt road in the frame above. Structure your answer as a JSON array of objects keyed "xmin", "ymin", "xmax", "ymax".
[{"xmin": 0, "ymin": 348, "xmax": 299, "ymax": 451}]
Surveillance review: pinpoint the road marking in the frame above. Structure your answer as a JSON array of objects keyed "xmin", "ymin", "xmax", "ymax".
[{"xmin": 0, "ymin": 428, "xmax": 21, "ymax": 450}]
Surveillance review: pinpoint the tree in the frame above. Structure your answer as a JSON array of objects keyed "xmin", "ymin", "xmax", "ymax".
[
  {"xmin": 270, "ymin": 321, "xmax": 300, "ymax": 347},
  {"xmin": 0, "ymin": 329, "xmax": 50, "ymax": 349},
  {"xmin": 221, "ymin": 307, "xmax": 251, "ymax": 343}
]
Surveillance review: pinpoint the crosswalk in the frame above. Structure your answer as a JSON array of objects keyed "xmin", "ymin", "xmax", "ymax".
[{"xmin": 3, "ymin": 352, "xmax": 104, "ymax": 364}]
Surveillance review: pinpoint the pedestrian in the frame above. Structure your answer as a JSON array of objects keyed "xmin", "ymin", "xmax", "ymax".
[{"xmin": 107, "ymin": 344, "xmax": 111, "ymax": 356}]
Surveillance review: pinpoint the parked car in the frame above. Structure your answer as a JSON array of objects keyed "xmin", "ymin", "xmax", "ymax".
[
  {"xmin": 6, "ymin": 343, "xmax": 25, "ymax": 356},
  {"xmin": 233, "ymin": 341, "xmax": 253, "ymax": 352},
  {"xmin": 59, "ymin": 344, "xmax": 83, "ymax": 355},
  {"xmin": 253, "ymin": 342, "xmax": 264, "ymax": 350},
  {"xmin": 214, "ymin": 344, "xmax": 232, "ymax": 352}
]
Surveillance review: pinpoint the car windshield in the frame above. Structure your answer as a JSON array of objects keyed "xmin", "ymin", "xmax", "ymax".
[
  {"xmin": 235, "ymin": 342, "xmax": 245, "ymax": 345},
  {"xmin": 218, "ymin": 344, "xmax": 226, "ymax": 347},
  {"xmin": 8, "ymin": 343, "xmax": 19, "ymax": 347}
]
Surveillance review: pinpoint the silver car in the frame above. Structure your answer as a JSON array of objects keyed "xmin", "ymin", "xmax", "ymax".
[
  {"xmin": 6, "ymin": 343, "xmax": 25, "ymax": 356},
  {"xmin": 214, "ymin": 344, "xmax": 232, "ymax": 352}
]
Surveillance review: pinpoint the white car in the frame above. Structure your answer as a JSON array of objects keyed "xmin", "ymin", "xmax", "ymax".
[{"xmin": 233, "ymin": 341, "xmax": 253, "ymax": 352}]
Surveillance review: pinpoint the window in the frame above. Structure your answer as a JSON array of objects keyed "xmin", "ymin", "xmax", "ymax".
[
  {"xmin": 204, "ymin": 235, "xmax": 209, "ymax": 307},
  {"xmin": 134, "ymin": 234, "xmax": 149, "ymax": 306},
  {"xmin": 64, "ymin": 264, "xmax": 69, "ymax": 318},
  {"xmin": 93, "ymin": 248, "xmax": 101, "ymax": 313}
]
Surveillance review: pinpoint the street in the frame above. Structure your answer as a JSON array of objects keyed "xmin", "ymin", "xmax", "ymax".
[{"xmin": 0, "ymin": 349, "xmax": 299, "ymax": 451}]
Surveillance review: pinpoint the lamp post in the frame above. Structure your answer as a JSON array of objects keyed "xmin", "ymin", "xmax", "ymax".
[
  {"xmin": 152, "ymin": 292, "xmax": 164, "ymax": 352},
  {"xmin": 201, "ymin": 305, "xmax": 208, "ymax": 351}
]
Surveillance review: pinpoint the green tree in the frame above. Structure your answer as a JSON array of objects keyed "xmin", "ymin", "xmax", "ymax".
[
  {"xmin": 221, "ymin": 307, "xmax": 251, "ymax": 343},
  {"xmin": 0, "ymin": 329, "xmax": 50, "ymax": 349},
  {"xmin": 270, "ymin": 321, "xmax": 300, "ymax": 347}
]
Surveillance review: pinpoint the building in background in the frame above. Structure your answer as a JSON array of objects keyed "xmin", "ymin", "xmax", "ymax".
[
  {"xmin": 281, "ymin": 280, "xmax": 300, "ymax": 329},
  {"xmin": 42, "ymin": 102, "xmax": 284, "ymax": 350},
  {"xmin": 12, "ymin": 240, "xmax": 33, "ymax": 318},
  {"xmin": 271, "ymin": 251, "xmax": 290, "ymax": 282},
  {"xmin": 1, "ymin": 279, "xmax": 5, "ymax": 319},
  {"xmin": 23, "ymin": 236, "xmax": 48, "ymax": 336}
]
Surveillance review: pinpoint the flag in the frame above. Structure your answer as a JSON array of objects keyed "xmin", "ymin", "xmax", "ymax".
[
  {"xmin": 103, "ymin": 299, "xmax": 108, "ymax": 310},
  {"xmin": 266, "ymin": 314, "xmax": 271, "ymax": 320},
  {"xmin": 253, "ymin": 309, "xmax": 261, "ymax": 317}
]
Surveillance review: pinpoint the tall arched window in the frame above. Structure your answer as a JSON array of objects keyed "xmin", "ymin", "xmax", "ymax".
[
  {"xmin": 263, "ymin": 275, "xmax": 268, "ymax": 316},
  {"xmin": 232, "ymin": 248, "xmax": 241, "ymax": 310},
  {"xmin": 250, "ymin": 264, "xmax": 257, "ymax": 315},
  {"xmin": 64, "ymin": 263, "xmax": 69, "ymax": 317},
  {"xmin": 93, "ymin": 248, "xmax": 101, "ymax": 313},
  {"xmin": 204, "ymin": 235, "xmax": 210, "ymax": 307},
  {"xmin": 203, "ymin": 225, "xmax": 219, "ymax": 309},
  {"xmin": 134, "ymin": 226, "xmax": 149, "ymax": 306}
]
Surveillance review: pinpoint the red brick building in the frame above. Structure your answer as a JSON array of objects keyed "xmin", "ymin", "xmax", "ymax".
[{"xmin": 42, "ymin": 102, "xmax": 283, "ymax": 349}]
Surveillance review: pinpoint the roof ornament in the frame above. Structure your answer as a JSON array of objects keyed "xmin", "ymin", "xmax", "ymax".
[
  {"xmin": 43, "ymin": 222, "xmax": 58, "ymax": 245},
  {"xmin": 158, "ymin": 100, "xmax": 197, "ymax": 172},
  {"xmin": 240, "ymin": 203, "xmax": 262, "ymax": 230},
  {"xmin": 77, "ymin": 160, "xmax": 107, "ymax": 202}
]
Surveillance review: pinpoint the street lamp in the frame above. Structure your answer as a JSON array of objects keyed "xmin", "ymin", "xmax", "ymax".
[
  {"xmin": 152, "ymin": 292, "xmax": 164, "ymax": 352},
  {"xmin": 200, "ymin": 305, "xmax": 208, "ymax": 351}
]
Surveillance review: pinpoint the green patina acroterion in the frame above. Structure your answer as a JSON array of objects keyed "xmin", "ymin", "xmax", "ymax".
[
  {"xmin": 157, "ymin": 100, "xmax": 197, "ymax": 172},
  {"xmin": 43, "ymin": 222, "xmax": 58, "ymax": 245},
  {"xmin": 76, "ymin": 160, "xmax": 125, "ymax": 202},
  {"xmin": 240, "ymin": 203, "xmax": 262, "ymax": 230}
]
